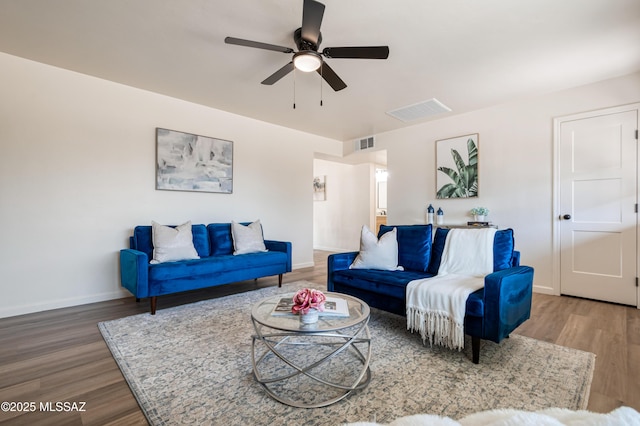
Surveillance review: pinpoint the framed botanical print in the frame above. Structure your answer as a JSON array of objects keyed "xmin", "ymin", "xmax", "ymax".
[{"xmin": 436, "ymin": 133, "xmax": 478, "ymax": 199}]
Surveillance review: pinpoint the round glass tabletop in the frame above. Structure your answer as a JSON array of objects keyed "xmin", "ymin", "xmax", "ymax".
[{"xmin": 251, "ymin": 291, "xmax": 370, "ymax": 332}]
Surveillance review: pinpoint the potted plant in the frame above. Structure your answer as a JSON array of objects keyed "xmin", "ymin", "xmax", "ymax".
[
  {"xmin": 292, "ymin": 288, "xmax": 326, "ymax": 324},
  {"xmin": 470, "ymin": 207, "xmax": 489, "ymax": 221}
]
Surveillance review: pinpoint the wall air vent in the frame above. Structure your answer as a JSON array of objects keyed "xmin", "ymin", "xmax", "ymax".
[
  {"xmin": 386, "ymin": 98, "xmax": 451, "ymax": 122},
  {"xmin": 355, "ymin": 136, "xmax": 375, "ymax": 151}
]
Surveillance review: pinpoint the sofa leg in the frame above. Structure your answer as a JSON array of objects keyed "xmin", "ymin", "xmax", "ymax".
[
  {"xmin": 150, "ymin": 297, "xmax": 157, "ymax": 315},
  {"xmin": 136, "ymin": 298, "xmax": 140, "ymax": 303},
  {"xmin": 472, "ymin": 336, "xmax": 480, "ymax": 364},
  {"xmin": 278, "ymin": 274, "xmax": 283, "ymax": 287}
]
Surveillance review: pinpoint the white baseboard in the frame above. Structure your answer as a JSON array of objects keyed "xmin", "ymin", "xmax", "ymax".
[
  {"xmin": 0, "ymin": 289, "xmax": 130, "ymax": 319},
  {"xmin": 313, "ymin": 245, "xmax": 356, "ymax": 253},
  {"xmin": 0, "ymin": 265, "xmax": 316, "ymax": 318},
  {"xmin": 292, "ymin": 262, "xmax": 315, "ymax": 270},
  {"xmin": 533, "ymin": 284, "xmax": 555, "ymax": 295}
]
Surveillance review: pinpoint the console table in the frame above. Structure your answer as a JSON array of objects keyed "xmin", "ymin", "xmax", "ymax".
[{"xmin": 438, "ymin": 223, "xmax": 498, "ymax": 229}]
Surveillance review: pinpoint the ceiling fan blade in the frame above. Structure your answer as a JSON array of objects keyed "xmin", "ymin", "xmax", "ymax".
[
  {"xmin": 261, "ymin": 62, "xmax": 295, "ymax": 85},
  {"xmin": 322, "ymin": 46, "xmax": 390, "ymax": 59},
  {"xmin": 317, "ymin": 62, "xmax": 347, "ymax": 91},
  {"xmin": 225, "ymin": 37, "xmax": 293, "ymax": 54},
  {"xmin": 301, "ymin": 0, "xmax": 325, "ymax": 45}
]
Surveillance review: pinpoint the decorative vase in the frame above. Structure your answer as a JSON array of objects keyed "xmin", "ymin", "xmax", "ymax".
[{"xmin": 300, "ymin": 308, "xmax": 319, "ymax": 324}]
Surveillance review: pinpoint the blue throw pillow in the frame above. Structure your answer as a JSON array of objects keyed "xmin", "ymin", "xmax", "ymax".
[
  {"xmin": 427, "ymin": 228, "xmax": 515, "ymax": 274},
  {"xmin": 493, "ymin": 228, "xmax": 515, "ymax": 271},
  {"xmin": 133, "ymin": 226, "xmax": 155, "ymax": 260},
  {"xmin": 378, "ymin": 224, "xmax": 432, "ymax": 272},
  {"xmin": 427, "ymin": 227, "xmax": 450, "ymax": 275},
  {"xmin": 207, "ymin": 223, "xmax": 236, "ymax": 256}
]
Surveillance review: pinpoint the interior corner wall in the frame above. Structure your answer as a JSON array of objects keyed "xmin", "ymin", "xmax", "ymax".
[
  {"xmin": 372, "ymin": 71, "xmax": 640, "ymax": 294},
  {"xmin": 313, "ymin": 159, "xmax": 372, "ymax": 252},
  {"xmin": 0, "ymin": 52, "xmax": 342, "ymax": 318}
]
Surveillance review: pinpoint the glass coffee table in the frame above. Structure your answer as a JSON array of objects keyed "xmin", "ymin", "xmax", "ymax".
[{"xmin": 250, "ymin": 292, "xmax": 371, "ymax": 408}]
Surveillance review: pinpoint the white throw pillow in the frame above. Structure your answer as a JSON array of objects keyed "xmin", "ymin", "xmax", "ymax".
[
  {"xmin": 150, "ymin": 221, "xmax": 200, "ymax": 264},
  {"xmin": 350, "ymin": 225, "xmax": 403, "ymax": 271},
  {"xmin": 231, "ymin": 220, "xmax": 268, "ymax": 255}
]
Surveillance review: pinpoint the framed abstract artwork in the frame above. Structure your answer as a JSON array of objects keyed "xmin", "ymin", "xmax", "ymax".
[
  {"xmin": 436, "ymin": 133, "xmax": 478, "ymax": 199},
  {"xmin": 156, "ymin": 128, "xmax": 233, "ymax": 193}
]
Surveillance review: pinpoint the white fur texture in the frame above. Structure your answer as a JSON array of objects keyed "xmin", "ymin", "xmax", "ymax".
[{"xmin": 343, "ymin": 407, "xmax": 640, "ymax": 426}]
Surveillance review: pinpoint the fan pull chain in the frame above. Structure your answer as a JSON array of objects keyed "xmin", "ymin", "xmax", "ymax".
[
  {"xmin": 293, "ymin": 68, "xmax": 296, "ymax": 109},
  {"xmin": 320, "ymin": 64, "xmax": 323, "ymax": 106}
]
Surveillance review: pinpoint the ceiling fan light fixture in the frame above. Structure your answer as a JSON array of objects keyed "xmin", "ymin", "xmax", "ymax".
[
  {"xmin": 226, "ymin": 0, "xmax": 389, "ymax": 91},
  {"xmin": 293, "ymin": 51, "xmax": 322, "ymax": 72}
]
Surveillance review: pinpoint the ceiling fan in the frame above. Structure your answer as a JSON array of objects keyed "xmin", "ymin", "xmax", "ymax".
[{"xmin": 225, "ymin": 0, "xmax": 389, "ymax": 92}]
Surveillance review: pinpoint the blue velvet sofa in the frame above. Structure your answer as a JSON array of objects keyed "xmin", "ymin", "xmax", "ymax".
[
  {"xmin": 327, "ymin": 224, "xmax": 534, "ymax": 363},
  {"xmin": 120, "ymin": 223, "xmax": 292, "ymax": 314}
]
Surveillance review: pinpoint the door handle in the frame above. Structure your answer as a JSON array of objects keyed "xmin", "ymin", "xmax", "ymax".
[{"xmin": 562, "ymin": 214, "xmax": 571, "ymax": 220}]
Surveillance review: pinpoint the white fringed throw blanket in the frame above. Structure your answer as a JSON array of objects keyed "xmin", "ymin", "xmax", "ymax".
[{"xmin": 406, "ymin": 228, "xmax": 497, "ymax": 350}]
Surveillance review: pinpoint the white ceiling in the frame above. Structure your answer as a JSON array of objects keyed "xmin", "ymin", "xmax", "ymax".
[{"xmin": 1, "ymin": 0, "xmax": 639, "ymax": 142}]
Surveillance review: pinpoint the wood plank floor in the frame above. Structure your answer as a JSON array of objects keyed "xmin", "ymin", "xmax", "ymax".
[{"xmin": 1, "ymin": 251, "xmax": 638, "ymax": 425}]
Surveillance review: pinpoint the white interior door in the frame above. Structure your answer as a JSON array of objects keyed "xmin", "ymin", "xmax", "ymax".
[{"xmin": 558, "ymin": 108, "xmax": 638, "ymax": 306}]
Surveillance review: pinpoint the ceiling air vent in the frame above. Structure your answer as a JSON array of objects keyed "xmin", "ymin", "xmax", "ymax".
[
  {"xmin": 355, "ymin": 136, "xmax": 375, "ymax": 151},
  {"xmin": 386, "ymin": 98, "xmax": 451, "ymax": 122}
]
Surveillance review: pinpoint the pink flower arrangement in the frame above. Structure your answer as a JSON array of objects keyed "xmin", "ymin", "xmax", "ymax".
[{"xmin": 291, "ymin": 288, "xmax": 326, "ymax": 315}]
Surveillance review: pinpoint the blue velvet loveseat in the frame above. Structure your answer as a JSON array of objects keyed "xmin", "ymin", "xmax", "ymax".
[
  {"xmin": 120, "ymin": 222, "xmax": 292, "ymax": 314},
  {"xmin": 327, "ymin": 224, "xmax": 534, "ymax": 363}
]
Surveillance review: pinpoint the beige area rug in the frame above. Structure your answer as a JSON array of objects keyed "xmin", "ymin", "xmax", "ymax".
[{"xmin": 98, "ymin": 281, "xmax": 595, "ymax": 426}]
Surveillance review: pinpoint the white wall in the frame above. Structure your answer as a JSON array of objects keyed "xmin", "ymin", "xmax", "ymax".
[
  {"xmin": 0, "ymin": 52, "xmax": 342, "ymax": 318},
  {"xmin": 2, "ymin": 52, "xmax": 637, "ymax": 318},
  {"xmin": 370, "ymin": 72, "xmax": 640, "ymax": 294},
  {"xmin": 312, "ymin": 159, "xmax": 373, "ymax": 252}
]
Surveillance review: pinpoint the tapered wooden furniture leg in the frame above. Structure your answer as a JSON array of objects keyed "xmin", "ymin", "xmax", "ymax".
[
  {"xmin": 278, "ymin": 274, "xmax": 283, "ymax": 287},
  {"xmin": 472, "ymin": 336, "xmax": 480, "ymax": 364},
  {"xmin": 150, "ymin": 297, "xmax": 157, "ymax": 315}
]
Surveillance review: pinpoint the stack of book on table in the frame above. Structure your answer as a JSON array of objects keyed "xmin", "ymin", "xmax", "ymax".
[{"xmin": 467, "ymin": 221, "xmax": 493, "ymax": 227}]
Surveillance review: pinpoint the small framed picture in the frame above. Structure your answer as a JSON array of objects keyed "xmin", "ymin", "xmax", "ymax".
[{"xmin": 313, "ymin": 175, "xmax": 326, "ymax": 201}]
